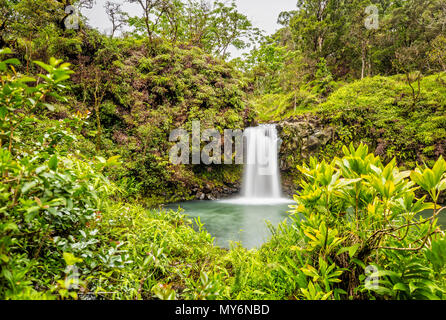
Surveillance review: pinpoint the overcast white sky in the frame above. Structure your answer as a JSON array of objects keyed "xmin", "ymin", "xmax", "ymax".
[{"xmin": 82, "ymin": 0, "xmax": 298, "ymax": 58}]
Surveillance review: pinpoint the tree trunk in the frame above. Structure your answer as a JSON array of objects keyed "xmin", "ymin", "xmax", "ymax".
[
  {"xmin": 94, "ymin": 100, "xmax": 101, "ymax": 152},
  {"xmin": 367, "ymin": 54, "xmax": 372, "ymax": 77},
  {"xmin": 361, "ymin": 56, "xmax": 365, "ymax": 80},
  {"xmin": 294, "ymin": 91, "xmax": 297, "ymax": 113},
  {"xmin": 145, "ymin": 14, "xmax": 152, "ymax": 42},
  {"xmin": 317, "ymin": 36, "xmax": 323, "ymax": 52}
]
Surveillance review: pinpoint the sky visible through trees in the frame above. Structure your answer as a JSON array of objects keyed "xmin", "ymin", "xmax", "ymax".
[{"xmin": 83, "ymin": 0, "xmax": 298, "ymax": 58}]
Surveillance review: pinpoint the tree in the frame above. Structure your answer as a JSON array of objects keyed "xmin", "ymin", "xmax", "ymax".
[
  {"xmin": 157, "ymin": 0, "xmax": 186, "ymax": 43},
  {"xmin": 0, "ymin": 0, "xmax": 15, "ymax": 47},
  {"xmin": 244, "ymin": 37, "xmax": 289, "ymax": 94},
  {"xmin": 269, "ymin": 0, "xmax": 446, "ymax": 79},
  {"xmin": 76, "ymin": 0, "xmax": 96, "ymax": 9},
  {"xmin": 184, "ymin": 0, "xmax": 212, "ymax": 46},
  {"xmin": 105, "ymin": 1, "xmax": 128, "ymax": 38},
  {"xmin": 277, "ymin": 10, "xmax": 297, "ymax": 27},
  {"xmin": 126, "ymin": 0, "xmax": 260, "ymax": 58},
  {"xmin": 393, "ymin": 45, "xmax": 424, "ymax": 110},
  {"xmin": 429, "ymin": 35, "xmax": 446, "ymax": 72},
  {"xmin": 205, "ymin": 1, "xmax": 261, "ymax": 58},
  {"xmin": 346, "ymin": 0, "xmax": 379, "ymax": 79},
  {"xmin": 384, "ymin": 0, "xmax": 444, "ymax": 73},
  {"xmin": 291, "ymin": 0, "xmax": 333, "ymax": 53},
  {"xmin": 126, "ymin": 0, "xmax": 171, "ymax": 42},
  {"xmin": 288, "ymin": 0, "xmax": 354, "ymax": 78}
]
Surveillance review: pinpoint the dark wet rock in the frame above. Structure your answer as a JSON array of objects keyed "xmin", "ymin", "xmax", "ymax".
[
  {"xmin": 190, "ymin": 181, "xmax": 241, "ymax": 202},
  {"xmin": 206, "ymin": 194, "xmax": 217, "ymax": 201},
  {"xmin": 314, "ymin": 127, "xmax": 334, "ymax": 145},
  {"xmin": 196, "ymin": 192, "xmax": 205, "ymax": 200},
  {"xmin": 304, "ymin": 135, "xmax": 321, "ymax": 151},
  {"xmin": 273, "ymin": 115, "xmax": 335, "ymax": 192},
  {"xmin": 275, "ymin": 115, "xmax": 334, "ymax": 161}
]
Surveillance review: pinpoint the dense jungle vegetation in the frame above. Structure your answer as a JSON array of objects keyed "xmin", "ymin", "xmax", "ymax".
[{"xmin": 0, "ymin": 0, "xmax": 445, "ymax": 300}]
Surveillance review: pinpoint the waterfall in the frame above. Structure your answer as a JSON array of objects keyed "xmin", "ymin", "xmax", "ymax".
[{"xmin": 242, "ymin": 124, "xmax": 282, "ymax": 199}]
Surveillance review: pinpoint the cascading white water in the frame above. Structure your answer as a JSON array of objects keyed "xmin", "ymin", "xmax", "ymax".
[
  {"xmin": 242, "ymin": 124, "xmax": 282, "ymax": 200},
  {"xmin": 220, "ymin": 124, "xmax": 292, "ymax": 205}
]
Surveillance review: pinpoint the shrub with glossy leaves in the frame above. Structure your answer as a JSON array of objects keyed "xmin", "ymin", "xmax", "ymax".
[{"xmin": 287, "ymin": 143, "xmax": 446, "ymax": 299}]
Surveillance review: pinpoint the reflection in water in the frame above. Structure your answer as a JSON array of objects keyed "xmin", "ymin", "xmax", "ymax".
[{"xmin": 166, "ymin": 200, "xmax": 293, "ymax": 249}]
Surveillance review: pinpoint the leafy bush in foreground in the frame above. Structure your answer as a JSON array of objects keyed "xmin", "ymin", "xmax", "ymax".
[
  {"xmin": 0, "ymin": 50, "xmax": 229, "ymax": 300},
  {"xmin": 0, "ymin": 49, "xmax": 119, "ymax": 299},
  {"xmin": 231, "ymin": 143, "xmax": 446, "ymax": 300}
]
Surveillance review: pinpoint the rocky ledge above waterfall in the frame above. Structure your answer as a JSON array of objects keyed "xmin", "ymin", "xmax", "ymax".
[
  {"xmin": 271, "ymin": 115, "xmax": 336, "ymax": 195},
  {"xmin": 275, "ymin": 115, "xmax": 335, "ymax": 168}
]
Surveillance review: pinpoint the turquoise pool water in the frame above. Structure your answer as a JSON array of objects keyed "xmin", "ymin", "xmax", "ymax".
[
  {"xmin": 165, "ymin": 201, "xmax": 445, "ymax": 250},
  {"xmin": 166, "ymin": 199, "xmax": 293, "ymax": 249}
]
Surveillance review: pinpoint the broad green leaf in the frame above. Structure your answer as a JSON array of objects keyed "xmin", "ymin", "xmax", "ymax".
[
  {"xmin": 337, "ymin": 244, "xmax": 360, "ymax": 258},
  {"xmin": 393, "ymin": 283, "xmax": 408, "ymax": 292},
  {"xmin": 21, "ymin": 181, "xmax": 38, "ymax": 194},
  {"xmin": 3, "ymin": 58, "xmax": 20, "ymax": 65},
  {"xmin": 63, "ymin": 252, "xmax": 83, "ymax": 266},
  {"xmin": 48, "ymin": 154, "xmax": 58, "ymax": 171},
  {"xmin": 0, "ymin": 48, "xmax": 13, "ymax": 55},
  {"xmin": 34, "ymin": 60, "xmax": 53, "ymax": 73},
  {"xmin": 44, "ymin": 103, "xmax": 55, "ymax": 111}
]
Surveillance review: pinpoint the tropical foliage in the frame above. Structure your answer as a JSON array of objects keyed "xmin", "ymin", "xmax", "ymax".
[{"xmin": 0, "ymin": 0, "xmax": 445, "ymax": 301}]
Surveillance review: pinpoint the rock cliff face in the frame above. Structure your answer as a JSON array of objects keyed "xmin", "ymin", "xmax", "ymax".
[{"xmin": 274, "ymin": 115, "xmax": 335, "ymax": 195}]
